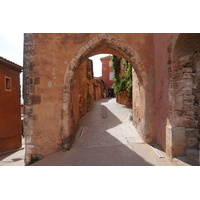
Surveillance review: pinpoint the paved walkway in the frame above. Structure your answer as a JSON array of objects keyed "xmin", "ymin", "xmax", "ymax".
[
  {"xmin": 31, "ymin": 98, "xmax": 177, "ymax": 166},
  {"xmin": 0, "ymin": 138, "xmax": 25, "ymax": 166},
  {"xmin": 1, "ymin": 98, "xmax": 194, "ymax": 166}
]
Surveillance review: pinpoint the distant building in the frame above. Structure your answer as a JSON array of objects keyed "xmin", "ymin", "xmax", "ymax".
[
  {"xmin": 0, "ymin": 56, "xmax": 22, "ymax": 153},
  {"xmin": 100, "ymin": 55, "xmax": 114, "ymax": 97}
]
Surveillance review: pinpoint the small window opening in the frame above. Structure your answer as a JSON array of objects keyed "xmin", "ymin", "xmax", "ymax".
[
  {"xmin": 5, "ymin": 77, "xmax": 11, "ymax": 91},
  {"xmin": 109, "ymin": 72, "xmax": 114, "ymax": 80},
  {"xmin": 109, "ymin": 60, "xmax": 113, "ymax": 67}
]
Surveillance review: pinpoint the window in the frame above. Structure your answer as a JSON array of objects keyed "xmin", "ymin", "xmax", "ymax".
[
  {"xmin": 5, "ymin": 77, "xmax": 11, "ymax": 91},
  {"xmin": 109, "ymin": 72, "xmax": 114, "ymax": 80}
]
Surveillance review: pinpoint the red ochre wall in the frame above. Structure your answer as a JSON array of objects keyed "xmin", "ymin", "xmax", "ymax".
[
  {"xmin": 100, "ymin": 56, "xmax": 114, "ymax": 88},
  {"xmin": 0, "ymin": 63, "xmax": 22, "ymax": 152},
  {"xmin": 23, "ymin": 33, "xmax": 157, "ymax": 163},
  {"xmin": 154, "ymin": 33, "xmax": 174, "ymax": 151}
]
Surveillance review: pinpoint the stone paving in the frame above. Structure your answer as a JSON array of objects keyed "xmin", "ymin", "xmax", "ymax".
[
  {"xmin": 30, "ymin": 98, "xmax": 178, "ymax": 166},
  {"xmin": 0, "ymin": 98, "xmax": 195, "ymax": 166},
  {"xmin": 0, "ymin": 138, "xmax": 25, "ymax": 166}
]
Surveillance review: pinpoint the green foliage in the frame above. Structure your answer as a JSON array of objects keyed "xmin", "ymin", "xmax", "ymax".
[
  {"xmin": 110, "ymin": 55, "xmax": 121, "ymax": 93},
  {"xmin": 111, "ymin": 56, "xmax": 132, "ymax": 97},
  {"xmin": 125, "ymin": 61, "xmax": 133, "ymax": 97},
  {"xmin": 28, "ymin": 155, "xmax": 39, "ymax": 165}
]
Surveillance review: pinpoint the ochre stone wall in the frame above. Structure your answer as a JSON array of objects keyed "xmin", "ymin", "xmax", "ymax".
[
  {"xmin": 132, "ymin": 71, "xmax": 145, "ymax": 138},
  {"xmin": 167, "ymin": 33, "xmax": 200, "ymax": 158},
  {"xmin": 92, "ymin": 79, "xmax": 104, "ymax": 100},
  {"xmin": 116, "ymin": 90, "xmax": 132, "ymax": 107},
  {"xmin": 23, "ymin": 33, "xmax": 200, "ymax": 164},
  {"xmin": 78, "ymin": 58, "xmax": 103, "ymax": 119},
  {"xmin": 23, "ymin": 33, "xmax": 156, "ymax": 164},
  {"xmin": 78, "ymin": 60, "xmax": 87, "ymax": 119}
]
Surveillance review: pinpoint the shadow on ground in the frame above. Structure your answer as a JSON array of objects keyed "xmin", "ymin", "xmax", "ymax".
[
  {"xmin": 0, "ymin": 148, "xmax": 24, "ymax": 166},
  {"xmin": 31, "ymin": 98, "xmax": 155, "ymax": 166}
]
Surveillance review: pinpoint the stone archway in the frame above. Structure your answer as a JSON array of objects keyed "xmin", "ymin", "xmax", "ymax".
[
  {"xmin": 62, "ymin": 33, "xmax": 151, "ymax": 149},
  {"xmin": 167, "ymin": 33, "xmax": 200, "ymax": 158}
]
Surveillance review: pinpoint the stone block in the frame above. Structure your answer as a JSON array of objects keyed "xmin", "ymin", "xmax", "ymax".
[
  {"xmin": 173, "ymin": 95, "xmax": 184, "ymax": 110},
  {"xmin": 186, "ymin": 128, "xmax": 198, "ymax": 138},
  {"xmin": 26, "ymin": 144, "xmax": 35, "ymax": 154},
  {"xmin": 179, "ymin": 55, "xmax": 190, "ymax": 64},
  {"xmin": 182, "ymin": 87, "xmax": 193, "ymax": 94},
  {"xmin": 25, "ymin": 136, "xmax": 32, "ymax": 144},
  {"xmin": 92, "ymin": 36, "xmax": 100, "ymax": 45},
  {"xmin": 182, "ymin": 68, "xmax": 193, "ymax": 73},
  {"xmin": 171, "ymin": 127, "xmax": 186, "ymax": 156},
  {"xmin": 182, "ymin": 115, "xmax": 196, "ymax": 127},
  {"xmin": 186, "ymin": 137, "xmax": 198, "ymax": 148},
  {"xmin": 183, "ymin": 94, "xmax": 195, "ymax": 101},
  {"xmin": 183, "ymin": 73, "xmax": 193, "ymax": 79},
  {"xmin": 34, "ymin": 77, "xmax": 40, "ymax": 84},
  {"xmin": 186, "ymin": 149, "xmax": 199, "ymax": 165},
  {"xmin": 31, "ymin": 95, "xmax": 41, "ymax": 105},
  {"xmin": 88, "ymin": 40, "xmax": 94, "ymax": 47},
  {"xmin": 196, "ymin": 76, "xmax": 200, "ymax": 83},
  {"xmin": 185, "ymin": 79, "xmax": 193, "ymax": 86},
  {"xmin": 166, "ymin": 125, "xmax": 173, "ymax": 158},
  {"xmin": 173, "ymin": 71, "xmax": 183, "ymax": 79},
  {"xmin": 172, "ymin": 111, "xmax": 196, "ymax": 127},
  {"xmin": 24, "ymin": 128, "xmax": 34, "ymax": 136}
]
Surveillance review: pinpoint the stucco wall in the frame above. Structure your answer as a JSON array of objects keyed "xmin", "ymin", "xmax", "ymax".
[
  {"xmin": 132, "ymin": 71, "xmax": 145, "ymax": 138},
  {"xmin": 100, "ymin": 56, "xmax": 114, "ymax": 88},
  {"xmin": 23, "ymin": 33, "xmax": 156, "ymax": 164},
  {"xmin": 0, "ymin": 62, "xmax": 22, "ymax": 152},
  {"xmin": 154, "ymin": 33, "xmax": 174, "ymax": 151}
]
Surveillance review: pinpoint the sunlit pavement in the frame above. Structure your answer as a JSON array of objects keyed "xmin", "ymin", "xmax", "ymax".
[
  {"xmin": 30, "ymin": 98, "xmax": 180, "ymax": 166},
  {"xmin": 1, "ymin": 98, "xmax": 194, "ymax": 166},
  {"xmin": 0, "ymin": 138, "xmax": 25, "ymax": 166}
]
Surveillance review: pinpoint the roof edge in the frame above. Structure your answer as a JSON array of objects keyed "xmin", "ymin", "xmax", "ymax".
[{"xmin": 0, "ymin": 56, "xmax": 23, "ymax": 71}]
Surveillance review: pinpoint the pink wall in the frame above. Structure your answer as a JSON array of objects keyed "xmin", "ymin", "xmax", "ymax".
[
  {"xmin": 72, "ymin": 70, "xmax": 80, "ymax": 132},
  {"xmin": 154, "ymin": 33, "xmax": 174, "ymax": 150}
]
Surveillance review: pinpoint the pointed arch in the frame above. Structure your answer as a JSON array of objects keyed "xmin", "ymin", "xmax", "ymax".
[
  {"xmin": 167, "ymin": 33, "xmax": 200, "ymax": 158},
  {"xmin": 62, "ymin": 33, "xmax": 149, "ymax": 146}
]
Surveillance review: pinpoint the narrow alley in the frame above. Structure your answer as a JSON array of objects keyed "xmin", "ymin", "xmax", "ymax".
[{"xmin": 31, "ymin": 99, "xmax": 177, "ymax": 166}]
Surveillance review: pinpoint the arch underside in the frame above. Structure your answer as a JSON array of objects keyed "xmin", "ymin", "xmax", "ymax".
[{"xmin": 67, "ymin": 34, "xmax": 147, "ymax": 86}]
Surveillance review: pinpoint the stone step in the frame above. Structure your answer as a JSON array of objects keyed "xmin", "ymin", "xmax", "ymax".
[{"xmin": 186, "ymin": 148, "xmax": 199, "ymax": 165}]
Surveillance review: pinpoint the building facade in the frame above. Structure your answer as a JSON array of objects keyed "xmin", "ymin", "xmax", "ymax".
[
  {"xmin": 0, "ymin": 57, "xmax": 22, "ymax": 153},
  {"xmin": 23, "ymin": 33, "xmax": 200, "ymax": 165},
  {"xmin": 100, "ymin": 55, "xmax": 115, "ymax": 97}
]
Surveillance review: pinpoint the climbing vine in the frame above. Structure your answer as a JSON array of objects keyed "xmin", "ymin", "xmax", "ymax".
[
  {"xmin": 111, "ymin": 55, "xmax": 132, "ymax": 97},
  {"xmin": 111, "ymin": 55, "xmax": 120, "ymax": 93}
]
